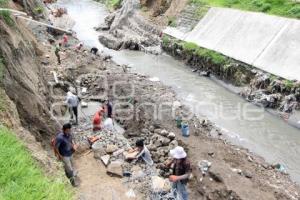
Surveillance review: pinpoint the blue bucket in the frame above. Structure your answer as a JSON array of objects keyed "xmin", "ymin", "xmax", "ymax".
[{"xmin": 181, "ymin": 123, "xmax": 189, "ymax": 137}]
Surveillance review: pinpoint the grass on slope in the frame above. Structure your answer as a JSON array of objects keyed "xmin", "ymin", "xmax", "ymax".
[
  {"xmin": 0, "ymin": 127, "xmax": 72, "ymax": 200},
  {"xmin": 189, "ymin": 0, "xmax": 300, "ymax": 19}
]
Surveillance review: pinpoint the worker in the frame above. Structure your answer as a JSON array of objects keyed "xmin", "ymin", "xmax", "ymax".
[
  {"xmin": 66, "ymin": 91, "xmax": 80, "ymax": 125},
  {"xmin": 127, "ymin": 139, "xmax": 153, "ymax": 165},
  {"xmin": 93, "ymin": 108, "xmax": 104, "ymax": 131},
  {"xmin": 161, "ymin": 146, "xmax": 191, "ymax": 200},
  {"xmin": 54, "ymin": 123, "xmax": 78, "ymax": 186},
  {"xmin": 55, "ymin": 42, "xmax": 62, "ymax": 65},
  {"xmin": 62, "ymin": 33, "xmax": 69, "ymax": 47},
  {"xmin": 90, "ymin": 47, "xmax": 98, "ymax": 55},
  {"xmin": 75, "ymin": 42, "xmax": 83, "ymax": 52},
  {"xmin": 103, "ymin": 99, "xmax": 113, "ymax": 119}
]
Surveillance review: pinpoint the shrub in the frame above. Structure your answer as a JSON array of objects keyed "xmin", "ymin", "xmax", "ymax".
[
  {"xmin": 34, "ymin": 6, "xmax": 44, "ymax": 14},
  {"xmin": 162, "ymin": 35, "xmax": 171, "ymax": 46},
  {"xmin": 288, "ymin": 5, "xmax": 300, "ymax": 18},
  {"xmin": 0, "ymin": 10, "xmax": 14, "ymax": 26},
  {"xmin": 207, "ymin": 51, "xmax": 227, "ymax": 65},
  {"xmin": 182, "ymin": 42, "xmax": 198, "ymax": 52},
  {"xmin": 167, "ymin": 16, "xmax": 177, "ymax": 27},
  {"xmin": 284, "ymin": 80, "xmax": 294, "ymax": 90}
]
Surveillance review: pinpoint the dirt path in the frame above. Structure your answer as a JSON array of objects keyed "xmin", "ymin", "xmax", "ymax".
[{"xmin": 74, "ymin": 152, "xmax": 140, "ymax": 200}]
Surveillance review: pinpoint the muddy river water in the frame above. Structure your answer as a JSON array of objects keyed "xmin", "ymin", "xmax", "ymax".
[{"xmin": 56, "ymin": 0, "xmax": 300, "ymax": 183}]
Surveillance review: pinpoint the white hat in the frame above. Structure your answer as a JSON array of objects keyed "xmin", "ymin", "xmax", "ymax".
[{"xmin": 170, "ymin": 146, "xmax": 187, "ymax": 159}]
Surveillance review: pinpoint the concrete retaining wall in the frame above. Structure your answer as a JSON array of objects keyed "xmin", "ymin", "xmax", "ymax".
[{"xmin": 163, "ymin": 7, "xmax": 300, "ymax": 81}]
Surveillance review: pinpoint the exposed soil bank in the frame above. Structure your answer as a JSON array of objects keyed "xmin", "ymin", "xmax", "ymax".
[{"xmin": 161, "ymin": 36, "xmax": 300, "ymax": 124}]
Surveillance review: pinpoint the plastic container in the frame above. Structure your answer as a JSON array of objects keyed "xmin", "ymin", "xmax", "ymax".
[{"xmin": 181, "ymin": 123, "xmax": 190, "ymax": 137}]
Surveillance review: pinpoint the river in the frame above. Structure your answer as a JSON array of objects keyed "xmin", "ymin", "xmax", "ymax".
[{"xmin": 56, "ymin": 0, "xmax": 300, "ymax": 183}]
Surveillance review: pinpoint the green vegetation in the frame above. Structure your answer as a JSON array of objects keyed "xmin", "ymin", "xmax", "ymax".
[
  {"xmin": 167, "ymin": 16, "xmax": 177, "ymax": 27},
  {"xmin": 181, "ymin": 41, "xmax": 228, "ymax": 65},
  {"xmin": 162, "ymin": 35, "xmax": 171, "ymax": 46},
  {"xmin": 95, "ymin": 0, "xmax": 122, "ymax": 9},
  {"xmin": 0, "ymin": 0, "xmax": 9, "ymax": 7},
  {"xmin": 189, "ymin": 0, "xmax": 300, "ymax": 19},
  {"xmin": 269, "ymin": 74, "xmax": 278, "ymax": 82},
  {"xmin": 284, "ymin": 79, "xmax": 294, "ymax": 90},
  {"xmin": 0, "ymin": 10, "xmax": 15, "ymax": 26},
  {"xmin": 0, "ymin": 127, "xmax": 72, "ymax": 200},
  {"xmin": 34, "ymin": 6, "xmax": 44, "ymax": 14}
]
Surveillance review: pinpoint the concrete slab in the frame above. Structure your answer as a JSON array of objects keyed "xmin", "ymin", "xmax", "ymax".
[
  {"xmin": 163, "ymin": 7, "xmax": 300, "ymax": 81},
  {"xmin": 185, "ymin": 8, "xmax": 242, "ymax": 50},
  {"xmin": 214, "ymin": 9, "xmax": 288, "ymax": 64},
  {"xmin": 254, "ymin": 20, "xmax": 300, "ymax": 80}
]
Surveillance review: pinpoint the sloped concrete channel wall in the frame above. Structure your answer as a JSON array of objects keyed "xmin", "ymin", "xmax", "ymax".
[{"xmin": 164, "ymin": 7, "xmax": 300, "ymax": 81}]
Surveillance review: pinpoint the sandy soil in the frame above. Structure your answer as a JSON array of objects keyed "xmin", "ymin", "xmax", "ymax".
[{"xmin": 74, "ymin": 152, "xmax": 141, "ymax": 200}]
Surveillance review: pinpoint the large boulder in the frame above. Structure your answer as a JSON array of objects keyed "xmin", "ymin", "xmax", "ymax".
[
  {"xmin": 92, "ymin": 141, "xmax": 106, "ymax": 159},
  {"xmin": 99, "ymin": 34, "xmax": 123, "ymax": 50},
  {"xmin": 107, "ymin": 161, "xmax": 123, "ymax": 177}
]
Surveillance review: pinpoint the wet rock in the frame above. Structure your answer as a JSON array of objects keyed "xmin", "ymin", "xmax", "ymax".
[
  {"xmin": 107, "ymin": 160, "xmax": 123, "ymax": 177},
  {"xmin": 99, "ymin": 33, "xmax": 123, "ymax": 50},
  {"xmin": 105, "ymin": 14, "xmax": 115, "ymax": 27},
  {"xmin": 95, "ymin": 24, "xmax": 110, "ymax": 31},
  {"xmin": 199, "ymin": 71, "xmax": 211, "ymax": 77},
  {"xmin": 106, "ymin": 144, "xmax": 118, "ymax": 154}
]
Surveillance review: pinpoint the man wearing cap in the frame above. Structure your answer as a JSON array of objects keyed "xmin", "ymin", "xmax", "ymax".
[{"xmin": 162, "ymin": 146, "xmax": 191, "ymax": 200}]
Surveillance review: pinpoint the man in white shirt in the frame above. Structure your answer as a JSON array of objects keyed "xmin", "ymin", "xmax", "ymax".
[{"xmin": 66, "ymin": 91, "xmax": 80, "ymax": 125}]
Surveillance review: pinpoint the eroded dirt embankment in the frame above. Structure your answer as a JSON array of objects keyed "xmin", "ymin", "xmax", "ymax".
[{"xmin": 0, "ymin": 0, "xmax": 67, "ymax": 182}]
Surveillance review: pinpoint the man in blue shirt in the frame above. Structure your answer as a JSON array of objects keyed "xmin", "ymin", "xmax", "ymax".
[{"xmin": 55, "ymin": 123, "xmax": 78, "ymax": 186}]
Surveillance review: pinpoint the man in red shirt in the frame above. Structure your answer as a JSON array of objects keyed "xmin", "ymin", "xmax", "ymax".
[{"xmin": 93, "ymin": 108, "xmax": 104, "ymax": 131}]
